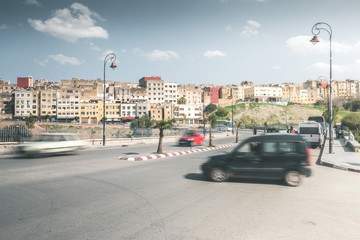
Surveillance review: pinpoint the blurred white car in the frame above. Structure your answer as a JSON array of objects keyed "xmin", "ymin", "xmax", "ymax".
[{"xmin": 15, "ymin": 133, "xmax": 85, "ymax": 157}]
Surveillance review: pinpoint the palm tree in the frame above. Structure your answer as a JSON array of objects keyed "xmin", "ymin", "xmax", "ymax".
[
  {"xmin": 181, "ymin": 113, "xmax": 187, "ymax": 125},
  {"xmin": 204, "ymin": 104, "xmax": 218, "ymax": 147},
  {"xmin": 152, "ymin": 119, "xmax": 176, "ymax": 154},
  {"xmin": 207, "ymin": 113, "xmax": 217, "ymax": 146},
  {"xmin": 263, "ymin": 121, "xmax": 268, "ymax": 133},
  {"xmin": 234, "ymin": 118, "xmax": 243, "ymax": 143}
]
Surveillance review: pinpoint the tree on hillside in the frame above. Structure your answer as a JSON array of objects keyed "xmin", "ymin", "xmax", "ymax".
[
  {"xmin": 204, "ymin": 103, "xmax": 217, "ymax": 113},
  {"xmin": 152, "ymin": 119, "xmax": 176, "ymax": 154},
  {"xmin": 215, "ymin": 107, "xmax": 229, "ymax": 117},
  {"xmin": 322, "ymin": 107, "xmax": 340, "ymax": 125},
  {"xmin": 341, "ymin": 113, "xmax": 360, "ymax": 142},
  {"xmin": 177, "ymin": 97, "xmax": 187, "ymax": 104},
  {"xmin": 343, "ymin": 100, "xmax": 360, "ymax": 112},
  {"xmin": 341, "ymin": 114, "xmax": 360, "ymax": 132},
  {"xmin": 25, "ymin": 114, "xmax": 35, "ymax": 129},
  {"xmin": 314, "ymin": 100, "xmax": 326, "ymax": 106}
]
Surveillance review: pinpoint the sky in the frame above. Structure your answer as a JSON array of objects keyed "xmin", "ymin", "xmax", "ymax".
[{"xmin": 1, "ymin": 0, "xmax": 360, "ymax": 86}]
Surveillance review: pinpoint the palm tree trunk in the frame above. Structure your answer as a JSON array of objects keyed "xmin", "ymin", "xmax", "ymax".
[
  {"xmin": 236, "ymin": 127, "xmax": 239, "ymax": 143},
  {"xmin": 209, "ymin": 125, "xmax": 213, "ymax": 146},
  {"xmin": 157, "ymin": 128, "xmax": 164, "ymax": 154}
]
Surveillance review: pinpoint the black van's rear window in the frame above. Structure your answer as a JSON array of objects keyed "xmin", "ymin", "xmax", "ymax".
[
  {"xmin": 299, "ymin": 127, "xmax": 319, "ymax": 134},
  {"xmin": 308, "ymin": 116, "xmax": 325, "ymax": 123}
]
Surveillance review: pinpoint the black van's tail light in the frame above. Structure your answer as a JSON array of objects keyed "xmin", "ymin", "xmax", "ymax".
[{"xmin": 306, "ymin": 148, "xmax": 311, "ymax": 166}]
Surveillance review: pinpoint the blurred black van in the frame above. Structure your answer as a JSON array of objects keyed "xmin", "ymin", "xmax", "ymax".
[{"xmin": 201, "ymin": 134, "xmax": 312, "ymax": 186}]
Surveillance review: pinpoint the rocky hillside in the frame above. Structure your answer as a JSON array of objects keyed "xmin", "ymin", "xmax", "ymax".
[{"xmin": 232, "ymin": 103, "xmax": 324, "ymax": 126}]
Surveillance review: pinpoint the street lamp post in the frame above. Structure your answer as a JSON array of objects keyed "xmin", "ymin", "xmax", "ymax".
[
  {"xmin": 103, "ymin": 53, "xmax": 117, "ymax": 146},
  {"xmin": 310, "ymin": 22, "xmax": 333, "ymax": 153}
]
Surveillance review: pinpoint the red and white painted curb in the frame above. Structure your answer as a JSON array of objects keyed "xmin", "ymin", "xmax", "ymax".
[
  {"xmin": 320, "ymin": 160, "xmax": 360, "ymax": 173},
  {"xmin": 118, "ymin": 143, "xmax": 237, "ymax": 161}
]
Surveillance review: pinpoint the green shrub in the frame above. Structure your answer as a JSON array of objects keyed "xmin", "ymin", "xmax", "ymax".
[
  {"xmin": 341, "ymin": 113, "xmax": 360, "ymax": 131},
  {"xmin": 215, "ymin": 107, "xmax": 229, "ymax": 117}
]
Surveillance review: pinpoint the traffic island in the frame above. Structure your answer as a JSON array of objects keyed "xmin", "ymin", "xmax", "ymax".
[{"xmin": 118, "ymin": 143, "xmax": 237, "ymax": 161}]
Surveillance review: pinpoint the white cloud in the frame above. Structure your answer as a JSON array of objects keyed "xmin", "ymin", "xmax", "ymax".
[
  {"xmin": 35, "ymin": 58, "xmax": 49, "ymax": 66},
  {"xmin": 131, "ymin": 48, "xmax": 179, "ymax": 61},
  {"xmin": 241, "ymin": 20, "xmax": 261, "ymax": 37},
  {"xmin": 98, "ymin": 50, "xmax": 116, "ymax": 60},
  {"xmin": 0, "ymin": 24, "xmax": 7, "ymax": 30},
  {"xmin": 28, "ymin": 3, "xmax": 108, "ymax": 43},
  {"xmin": 132, "ymin": 48, "xmax": 143, "ymax": 56},
  {"xmin": 204, "ymin": 50, "xmax": 226, "ymax": 58},
  {"xmin": 146, "ymin": 49, "xmax": 179, "ymax": 61},
  {"xmin": 49, "ymin": 54, "xmax": 81, "ymax": 65},
  {"xmin": 305, "ymin": 61, "xmax": 360, "ymax": 75},
  {"xmin": 271, "ymin": 65, "xmax": 282, "ymax": 71},
  {"xmin": 89, "ymin": 42, "xmax": 100, "ymax": 51},
  {"xmin": 286, "ymin": 35, "xmax": 360, "ymax": 55},
  {"xmin": 225, "ymin": 25, "xmax": 233, "ymax": 32},
  {"xmin": 25, "ymin": 0, "xmax": 41, "ymax": 6}
]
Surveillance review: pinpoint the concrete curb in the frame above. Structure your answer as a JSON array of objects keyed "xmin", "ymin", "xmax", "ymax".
[
  {"xmin": 318, "ymin": 137, "xmax": 360, "ymax": 173},
  {"xmin": 320, "ymin": 160, "xmax": 360, "ymax": 173},
  {"xmin": 118, "ymin": 143, "xmax": 237, "ymax": 161}
]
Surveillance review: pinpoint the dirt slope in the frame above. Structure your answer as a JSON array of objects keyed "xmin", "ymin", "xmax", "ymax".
[{"xmin": 234, "ymin": 103, "xmax": 323, "ymax": 126}]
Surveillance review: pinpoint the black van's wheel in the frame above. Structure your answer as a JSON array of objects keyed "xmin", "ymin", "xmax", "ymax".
[
  {"xmin": 284, "ymin": 170, "xmax": 303, "ymax": 187},
  {"xmin": 210, "ymin": 167, "xmax": 229, "ymax": 182}
]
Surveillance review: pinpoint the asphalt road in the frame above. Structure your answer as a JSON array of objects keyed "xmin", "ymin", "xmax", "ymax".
[{"xmin": 1, "ymin": 134, "xmax": 360, "ymax": 240}]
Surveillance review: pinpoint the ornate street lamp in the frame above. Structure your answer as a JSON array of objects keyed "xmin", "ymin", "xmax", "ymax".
[
  {"xmin": 310, "ymin": 22, "xmax": 333, "ymax": 153},
  {"xmin": 103, "ymin": 53, "xmax": 117, "ymax": 146}
]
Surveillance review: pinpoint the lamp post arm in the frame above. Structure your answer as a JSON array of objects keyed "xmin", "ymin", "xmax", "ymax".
[{"xmin": 311, "ymin": 22, "xmax": 332, "ymax": 40}]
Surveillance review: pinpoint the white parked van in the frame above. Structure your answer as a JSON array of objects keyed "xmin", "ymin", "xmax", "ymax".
[{"xmin": 298, "ymin": 121, "xmax": 324, "ymax": 148}]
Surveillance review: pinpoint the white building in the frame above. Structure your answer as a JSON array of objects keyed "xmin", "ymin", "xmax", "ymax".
[
  {"xmin": 164, "ymin": 82, "xmax": 177, "ymax": 104},
  {"xmin": 14, "ymin": 89, "xmax": 38, "ymax": 118},
  {"xmin": 245, "ymin": 86, "xmax": 283, "ymax": 102},
  {"xmin": 57, "ymin": 88, "xmax": 80, "ymax": 120},
  {"xmin": 174, "ymin": 103, "xmax": 203, "ymax": 124},
  {"xmin": 121, "ymin": 103, "xmax": 137, "ymax": 121}
]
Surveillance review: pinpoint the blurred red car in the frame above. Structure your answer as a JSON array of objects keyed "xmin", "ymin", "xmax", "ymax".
[{"xmin": 178, "ymin": 130, "xmax": 205, "ymax": 146}]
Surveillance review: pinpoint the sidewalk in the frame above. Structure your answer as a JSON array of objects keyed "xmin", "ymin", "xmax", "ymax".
[{"xmin": 320, "ymin": 138, "xmax": 360, "ymax": 173}]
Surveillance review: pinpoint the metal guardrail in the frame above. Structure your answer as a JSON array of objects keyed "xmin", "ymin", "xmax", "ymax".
[{"xmin": 0, "ymin": 125, "xmax": 32, "ymax": 142}]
